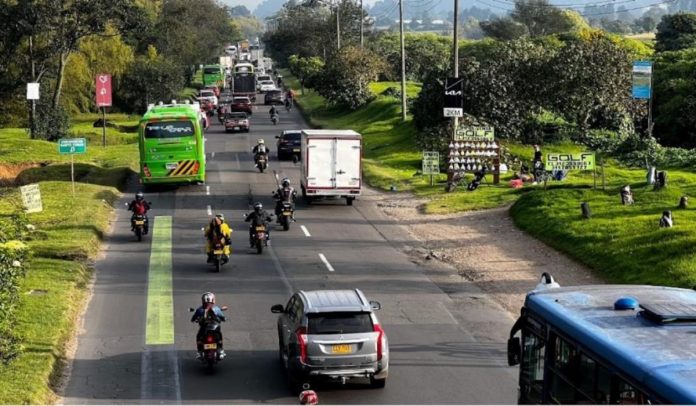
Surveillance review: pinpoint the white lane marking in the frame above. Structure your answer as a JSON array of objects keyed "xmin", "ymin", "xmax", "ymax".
[
  {"xmin": 206, "ymin": 186, "xmax": 210, "ymax": 196},
  {"xmin": 300, "ymin": 225, "xmax": 311, "ymax": 237},
  {"xmin": 211, "ymin": 151, "xmax": 216, "ymax": 159},
  {"xmin": 235, "ymin": 153, "xmax": 241, "ymax": 169},
  {"xmin": 318, "ymin": 253, "xmax": 335, "ymax": 272},
  {"xmin": 206, "ymin": 205, "xmax": 212, "ymax": 216}
]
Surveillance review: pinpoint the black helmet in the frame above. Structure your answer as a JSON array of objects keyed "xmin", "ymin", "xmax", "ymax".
[
  {"xmin": 254, "ymin": 202, "xmax": 263, "ymax": 213},
  {"xmin": 282, "ymin": 177, "xmax": 290, "ymax": 187},
  {"xmin": 135, "ymin": 191, "xmax": 144, "ymax": 201},
  {"xmin": 201, "ymin": 292, "xmax": 215, "ymax": 305}
]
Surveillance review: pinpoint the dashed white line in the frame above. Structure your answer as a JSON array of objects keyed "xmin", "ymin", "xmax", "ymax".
[
  {"xmin": 206, "ymin": 205, "xmax": 212, "ymax": 216},
  {"xmin": 206, "ymin": 186, "xmax": 210, "ymax": 196},
  {"xmin": 318, "ymin": 253, "xmax": 335, "ymax": 272},
  {"xmin": 300, "ymin": 225, "xmax": 311, "ymax": 237}
]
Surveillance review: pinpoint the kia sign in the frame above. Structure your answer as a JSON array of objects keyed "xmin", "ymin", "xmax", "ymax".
[
  {"xmin": 95, "ymin": 74, "xmax": 112, "ymax": 107},
  {"xmin": 444, "ymin": 77, "xmax": 463, "ymax": 108}
]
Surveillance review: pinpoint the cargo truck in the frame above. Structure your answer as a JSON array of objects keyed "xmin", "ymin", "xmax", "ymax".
[
  {"xmin": 231, "ymin": 62, "xmax": 256, "ymax": 102},
  {"xmin": 300, "ymin": 130, "xmax": 362, "ymax": 206}
]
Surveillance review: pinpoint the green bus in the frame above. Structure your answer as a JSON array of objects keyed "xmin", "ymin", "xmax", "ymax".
[
  {"xmin": 202, "ymin": 64, "xmax": 223, "ymax": 87},
  {"xmin": 138, "ymin": 102, "xmax": 206, "ymax": 185}
]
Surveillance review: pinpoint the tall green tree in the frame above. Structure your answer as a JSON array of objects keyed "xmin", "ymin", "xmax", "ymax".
[
  {"xmin": 655, "ymin": 12, "xmax": 696, "ymax": 52},
  {"xmin": 288, "ymin": 54, "xmax": 324, "ymax": 94},
  {"xmin": 316, "ymin": 46, "xmax": 385, "ymax": 109}
]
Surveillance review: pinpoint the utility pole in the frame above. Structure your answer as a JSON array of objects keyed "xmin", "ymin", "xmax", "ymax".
[
  {"xmin": 336, "ymin": 0, "xmax": 341, "ymax": 49},
  {"xmin": 399, "ymin": 0, "xmax": 407, "ymax": 121},
  {"xmin": 448, "ymin": 0, "xmax": 460, "ymax": 186},
  {"xmin": 360, "ymin": 0, "xmax": 364, "ymax": 48},
  {"xmin": 29, "ymin": 35, "xmax": 36, "ymax": 140}
]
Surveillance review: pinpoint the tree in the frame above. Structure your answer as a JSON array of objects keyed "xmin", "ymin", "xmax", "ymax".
[
  {"xmin": 655, "ymin": 12, "xmax": 696, "ymax": 52},
  {"xmin": 315, "ymin": 46, "xmax": 385, "ymax": 109},
  {"xmin": 230, "ymin": 5, "xmax": 251, "ymax": 17},
  {"xmin": 512, "ymin": 0, "xmax": 581, "ymax": 37},
  {"xmin": 263, "ymin": 2, "xmax": 334, "ymax": 64},
  {"xmin": 480, "ymin": 18, "xmax": 528, "ymax": 40},
  {"xmin": 634, "ymin": 15, "xmax": 658, "ymax": 32},
  {"xmin": 653, "ymin": 48, "xmax": 696, "ymax": 146},
  {"xmin": 233, "ymin": 16, "xmax": 264, "ymax": 40},
  {"xmin": 288, "ymin": 54, "xmax": 324, "ymax": 94}
]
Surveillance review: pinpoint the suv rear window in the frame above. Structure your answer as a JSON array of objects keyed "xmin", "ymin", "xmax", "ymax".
[
  {"xmin": 233, "ymin": 98, "xmax": 249, "ymax": 103},
  {"xmin": 307, "ymin": 312, "xmax": 373, "ymax": 334},
  {"xmin": 227, "ymin": 113, "xmax": 247, "ymax": 119},
  {"xmin": 282, "ymin": 133, "xmax": 301, "ymax": 141}
]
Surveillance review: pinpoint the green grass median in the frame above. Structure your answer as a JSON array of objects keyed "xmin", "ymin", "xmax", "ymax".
[{"xmin": 0, "ymin": 116, "xmax": 138, "ymax": 403}]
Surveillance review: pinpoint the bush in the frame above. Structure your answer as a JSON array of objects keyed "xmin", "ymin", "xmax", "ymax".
[
  {"xmin": 380, "ymin": 86, "xmax": 401, "ymax": 98},
  {"xmin": 0, "ymin": 240, "xmax": 29, "ymax": 364},
  {"xmin": 30, "ymin": 100, "xmax": 71, "ymax": 141}
]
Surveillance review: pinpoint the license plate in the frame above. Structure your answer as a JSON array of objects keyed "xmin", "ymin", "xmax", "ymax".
[
  {"xmin": 293, "ymin": 149, "xmax": 300, "ymax": 152},
  {"xmin": 166, "ymin": 163, "xmax": 178, "ymax": 170},
  {"xmin": 233, "ymin": 127, "xmax": 239, "ymax": 130},
  {"xmin": 283, "ymin": 211, "xmax": 292, "ymax": 216},
  {"xmin": 332, "ymin": 344, "xmax": 352, "ymax": 354},
  {"xmin": 203, "ymin": 343, "xmax": 217, "ymax": 350},
  {"xmin": 135, "ymin": 220, "xmax": 145, "ymax": 225},
  {"xmin": 213, "ymin": 249, "xmax": 223, "ymax": 255},
  {"xmin": 255, "ymin": 226, "xmax": 265, "ymax": 231}
]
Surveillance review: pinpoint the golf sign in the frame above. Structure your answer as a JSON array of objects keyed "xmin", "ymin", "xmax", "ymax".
[{"xmin": 545, "ymin": 152, "xmax": 595, "ymax": 171}]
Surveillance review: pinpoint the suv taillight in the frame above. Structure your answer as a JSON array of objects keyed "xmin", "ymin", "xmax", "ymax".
[
  {"xmin": 296, "ymin": 326, "xmax": 308, "ymax": 363},
  {"xmin": 374, "ymin": 323, "xmax": 385, "ymax": 361}
]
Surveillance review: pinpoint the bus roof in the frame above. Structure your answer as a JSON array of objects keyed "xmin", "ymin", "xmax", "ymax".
[
  {"xmin": 141, "ymin": 103, "xmax": 200, "ymax": 121},
  {"xmin": 526, "ymin": 285, "xmax": 696, "ymax": 404}
]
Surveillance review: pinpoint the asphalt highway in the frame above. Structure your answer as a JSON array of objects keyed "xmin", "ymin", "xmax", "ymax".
[{"xmin": 63, "ymin": 95, "xmax": 518, "ymax": 404}]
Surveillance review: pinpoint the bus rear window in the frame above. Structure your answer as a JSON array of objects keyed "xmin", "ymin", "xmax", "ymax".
[
  {"xmin": 144, "ymin": 121, "xmax": 195, "ymax": 139},
  {"xmin": 204, "ymin": 68, "xmax": 219, "ymax": 74}
]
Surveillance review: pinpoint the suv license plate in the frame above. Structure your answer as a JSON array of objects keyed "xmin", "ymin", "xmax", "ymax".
[
  {"xmin": 203, "ymin": 343, "xmax": 217, "ymax": 350},
  {"xmin": 234, "ymin": 126, "xmax": 239, "ymax": 130},
  {"xmin": 332, "ymin": 344, "xmax": 352, "ymax": 354},
  {"xmin": 293, "ymin": 148, "xmax": 300, "ymax": 152}
]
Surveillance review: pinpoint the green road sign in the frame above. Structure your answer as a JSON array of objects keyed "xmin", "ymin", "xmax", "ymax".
[
  {"xmin": 422, "ymin": 151, "xmax": 440, "ymax": 175},
  {"xmin": 59, "ymin": 138, "xmax": 87, "ymax": 154}
]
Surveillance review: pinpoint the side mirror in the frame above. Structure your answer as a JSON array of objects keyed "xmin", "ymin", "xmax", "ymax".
[
  {"xmin": 275, "ymin": 135, "xmax": 280, "ymax": 139},
  {"xmin": 507, "ymin": 336, "xmax": 521, "ymax": 366},
  {"xmin": 220, "ymin": 305, "xmax": 228, "ymax": 311},
  {"xmin": 369, "ymin": 301, "xmax": 382, "ymax": 311},
  {"xmin": 188, "ymin": 307, "xmax": 195, "ymax": 312},
  {"xmin": 271, "ymin": 304, "xmax": 284, "ymax": 313}
]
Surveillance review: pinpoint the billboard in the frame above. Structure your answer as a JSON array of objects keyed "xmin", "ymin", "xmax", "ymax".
[{"xmin": 632, "ymin": 61, "xmax": 652, "ymax": 99}]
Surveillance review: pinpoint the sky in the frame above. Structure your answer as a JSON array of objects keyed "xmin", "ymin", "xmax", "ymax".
[{"xmin": 220, "ymin": 0, "xmax": 379, "ymax": 12}]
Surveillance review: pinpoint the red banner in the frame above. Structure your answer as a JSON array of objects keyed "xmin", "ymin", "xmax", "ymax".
[{"xmin": 95, "ymin": 74, "xmax": 112, "ymax": 107}]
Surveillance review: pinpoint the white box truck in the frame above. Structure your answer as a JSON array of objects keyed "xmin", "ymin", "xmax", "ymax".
[{"xmin": 300, "ymin": 130, "xmax": 362, "ymax": 205}]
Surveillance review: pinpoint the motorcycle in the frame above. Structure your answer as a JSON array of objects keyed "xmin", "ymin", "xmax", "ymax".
[
  {"xmin": 278, "ymin": 201, "xmax": 294, "ymax": 231},
  {"xmin": 255, "ymin": 153, "xmax": 268, "ymax": 173},
  {"xmin": 250, "ymin": 224, "xmax": 269, "ymax": 254},
  {"xmin": 189, "ymin": 305, "xmax": 228, "ymax": 371},
  {"xmin": 209, "ymin": 241, "xmax": 228, "ymax": 273},
  {"xmin": 125, "ymin": 202, "xmax": 151, "ymax": 242},
  {"xmin": 271, "ymin": 114, "xmax": 279, "ymax": 125}
]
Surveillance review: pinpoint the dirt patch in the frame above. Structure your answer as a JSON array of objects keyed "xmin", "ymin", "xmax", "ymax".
[
  {"xmin": 0, "ymin": 163, "xmax": 42, "ymax": 187},
  {"xmin": 375, "ymin": 193, "xmax": 601, "ymax": 314}
]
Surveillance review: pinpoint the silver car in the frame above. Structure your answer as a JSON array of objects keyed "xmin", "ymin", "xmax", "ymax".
[{"xmin": 271, "ymin": 289, "xmax": 389, "ymax": 392}]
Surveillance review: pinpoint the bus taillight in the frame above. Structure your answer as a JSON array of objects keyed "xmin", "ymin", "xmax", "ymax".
[
  {"xmin": 191, "ymin": 161, "xmax": 200, "ymax": 174},
  {"xmin": 143, "ymin": 164, "xmax": 152, "ymax": 177}
]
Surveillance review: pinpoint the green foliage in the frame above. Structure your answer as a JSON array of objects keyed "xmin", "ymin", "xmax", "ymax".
[
  {"xmin": 655, "ymin": 12, "xmax": 696, "ymax": 52},
  {"xmin": 31, "ymin": 96, "xmax": 71, "ymax": 141},
  {"xmin": 653, "ymin": 48, "xmax": 696, "ymax": 147},
  {"xmin": 316, "ymin": 46, "xmax": 386, "ymax": 109},
  {"xmin": 232, "ymin": 16, "xmax": 263, "ymax": 41},
  {"xmin": 481, "ymin": 0, "xmax": 591, "ymax": 40},
  {"xmin": 480, "ymin": 18, "xmax": 528, "ymax": 40},
  {"xmin": 0, "ymin": 239, "xmax": 29, "ymax": 364},
  {"xmin": 288, "ymin": 54, "xmax": 324, "ymax": 94},
  {"xmin": 117, "ymin": 53, "xmax": 184, "ymax": 113},
  {"xmin": 368, "ymin": 33, "xmax": 451, "ymax": 82}
]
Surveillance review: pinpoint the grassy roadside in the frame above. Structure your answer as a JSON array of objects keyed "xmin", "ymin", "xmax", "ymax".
[{"xmin": 0, "ymin": 116, "xmax": 138, "ymax": 403}]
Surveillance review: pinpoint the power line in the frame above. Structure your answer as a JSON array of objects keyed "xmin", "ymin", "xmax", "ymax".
[
  {"xmin": 489, "ymin": 0, "xmax": 640, "ymax": 10},
  {"xmin": 475, "ymin": 0, "xmax": 676, "ymax": 16}
]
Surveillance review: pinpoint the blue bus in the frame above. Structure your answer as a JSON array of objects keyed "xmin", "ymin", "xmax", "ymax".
[{"xmin": 507, "ymin": 273, "xmax": 696, "ymax": 404}]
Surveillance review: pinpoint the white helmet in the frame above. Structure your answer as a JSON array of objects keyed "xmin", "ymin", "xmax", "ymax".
[
  {"xmin": 201, "ymin": 292, "xmax": 216, "ymax": 305},
  {"xmin": 258, "ymin": 139, "xmax": 265, "ymax": 144}
]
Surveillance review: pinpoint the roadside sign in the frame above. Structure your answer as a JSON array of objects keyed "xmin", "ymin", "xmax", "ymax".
[
  {"xmin": 443, "ymin": 108, "xmax": 463, "ymax": 117},
  {"xmin": 26, "ymin": 83, "xmax": 40, "ymax": 100},
  {"xmin": 95, "ymin": 73, "xmax": 112, "ymax": 107},
  {"xmin": 632, "ymin": 61, "xmax": 652, "ymax": 99},
  {"xmin": 455, "ymin": 126, "xmax": 494, "ymax": 141},
  {"xmin": 422, "ymin": 151, "xmax": 440, "ymax": 175},
  {"xmin": 59, "ymin": 138, "xmax": 87, "ymax": 154},
  {"xmin": 20, "ymin": 184, "xmax": 43, "ymax": 213},
  {"xmin": 545, "ymin": 152, "xmax": 595, "ymax": 171},
  {"xmin": 444, "ymin": 77, "xmax": 464, "ymax": 109}
]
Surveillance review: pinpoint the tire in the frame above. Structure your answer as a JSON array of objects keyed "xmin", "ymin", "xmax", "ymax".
[
  {"xmin": 282, "ymin": 216, "xmax": 290, "ymax": 231},
  {"xmin": 206, "ymin": 358, "xmax": 215, "ymax": 372},
  {"xmin": 258, "ymin": 165, "xmax": 265, "ymax": 173},
  {"xmin": 346, "ymin": 197, "xmax": 354, "ymax": 206},
  {"xmin": 214, "ymin": 258, "xmax": 221, "ymax": 273},
  {"xmin": 370, "ymin": 376, "xmax": 387, "ymax": 389},
  {"xmin": 135, "ymin": 228, "xmax": 143, "ymax": 242},
  {"xmin": 256, "ymin": 239, "xmax": 263, "ymax": 254},
  {"xmin": 287, "ymin": 369, "xmax": 304, "ymax": 395}
]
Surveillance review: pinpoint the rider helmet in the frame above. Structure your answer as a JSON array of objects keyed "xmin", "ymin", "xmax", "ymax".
[
  {"xmin": 282, "ymin": 178, "xmax": 290, "ymax": 187},
  {"xmin": 258, "ymin": 139, "xmax": 265, "ymax": 144},
  {"xmin": 215, "ymin": 213, "xmax": 225, "ymax": 221},
  {"xmin": 254, "ymin": 202, "xmax": 263, "ymax": 213},
  {"xmin": 135, "ymin": 191, "xmax": 144, "ymax": 201},
  {"xmin": 201, "ymin": 292, "xmax": 216, "ymax": 305}
]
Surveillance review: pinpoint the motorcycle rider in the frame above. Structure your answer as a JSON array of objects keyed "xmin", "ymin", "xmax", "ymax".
[
  {"xmin": 191, "ymin": 292, "xmax": 226, "ymax": 360},
  {"xmin": 269, "ymin": 105, "xmax": 279, "ymax": 124},
  {"xmin": 127, "ymin": 191, "xmax": 151, "ymax": 234},
  {"xmin": 245, "ymin": 202, "xmax": 273, "ymax": 247},
  {"xmin": 274, "ymin": 177, "xmax": 297, "ymax": 222},
  {"xmin": 252, "ymin": 139, "xmax": 268, "ymax": 167},
  {"xmin": 204, "ymin": 214, "xmax": 232, "ymax": 264}
]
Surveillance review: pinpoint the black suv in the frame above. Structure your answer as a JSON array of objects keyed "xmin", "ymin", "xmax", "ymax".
[
  {"xmin": 276, "ymin": 130, "xmax": 302, "ymax": 160},
  {"xmin": 264, "ymin": 90, "xmax": 285, "ymax": 105}
]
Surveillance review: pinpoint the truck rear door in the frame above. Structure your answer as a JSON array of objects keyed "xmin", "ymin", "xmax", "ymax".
[
  {"xmin": 307, "ymin": 138, "xmax": 335, "ymax": 188},
  {"xmin": 335, "ymin": 138, "xmax": 361, "ymax": 189}
]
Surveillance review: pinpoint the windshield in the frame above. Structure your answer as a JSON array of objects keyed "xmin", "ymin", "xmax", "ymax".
[
  {"xmin": 257, "ymin": 76, "xmax": 271, "ymax": 81},
  {"xmin": 283, "ymin": 132, "xmax": 301, "ymax": 141},
  {"xmin": 233, "ymin": 98, "xmax": 249, "ymax": 104},
  {"xmin": 144, "ymin": 120, "xmax": 195, "ymax": 139},
  {"xmin": 307, "ymin": 312, "xmax": 374, "ymax": 334}
]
